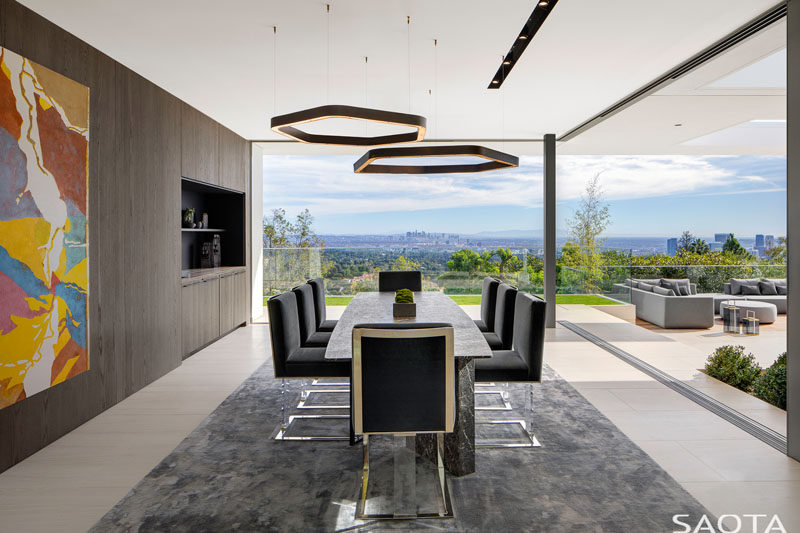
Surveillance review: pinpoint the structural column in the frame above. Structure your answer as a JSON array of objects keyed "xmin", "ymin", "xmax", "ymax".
[
  {"xmin": 788, "ymin": 0, "xmax": 799, "ymax": 461},
  {"xmin": 543, "ymin": 134, "xmax": 557, "ymax": 328}
]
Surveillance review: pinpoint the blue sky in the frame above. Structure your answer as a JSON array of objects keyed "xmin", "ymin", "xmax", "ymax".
[{"xmin": 262, "ymin": 154, "xmax": 786, "ymax": 238}]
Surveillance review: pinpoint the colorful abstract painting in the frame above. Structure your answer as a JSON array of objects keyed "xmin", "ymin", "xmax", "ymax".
[{"xmin": 0, "ymin": 47, "xmax": 89, "ymax": 409}]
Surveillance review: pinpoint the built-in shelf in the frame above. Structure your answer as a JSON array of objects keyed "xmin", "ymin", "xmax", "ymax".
[{"xmin": 181, "ymin": 178, "xmax": 245, "ymax": 270}]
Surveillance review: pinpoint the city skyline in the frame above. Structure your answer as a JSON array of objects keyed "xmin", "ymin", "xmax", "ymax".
[{"xmin": 262, "ymin": 154, "xmax": 786, "ymax": 236}]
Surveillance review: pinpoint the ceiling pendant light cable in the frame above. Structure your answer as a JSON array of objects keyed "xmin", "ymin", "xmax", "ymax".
[
  {"xmin": 326, "ymin": 4, "xmax": 331, "ymax": 104},
  {"xmin": 407, "ymin": 15, "xmax": 411, "ymax": 114},
  {"xmin": 269, "ymin": 7, "xmax": 426, "ymax": 145},
  {"xmin": 272, "ymin": 25, "xmax": 277, "ymax": 116}
]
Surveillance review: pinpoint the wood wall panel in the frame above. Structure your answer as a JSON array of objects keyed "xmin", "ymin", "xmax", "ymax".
[
  {"xmin": 0, "ymin": 0, "xmax": 251, "ymax": 472},
  {"xmin": 181, "ymin": 103, "xmax": 219, "ymax": 185}
]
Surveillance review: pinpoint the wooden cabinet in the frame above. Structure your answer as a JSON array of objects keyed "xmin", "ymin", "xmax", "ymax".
[
  {"xmin": 217, "ymin": 126, "xmax": 247, "ymax": 192},
  {"xmin": 182, "ymin": 269, "xmax": 246, "ymax": 357},
  {"xmin": 181, "ymin": 277, "xmax": 221, "ymax": 356},
  {"xmin": 181, "ymin": 103, "xmax": 219, "ymax": 185},
  {"xmin": 220, "ymin": 271, "xmax": 248, "ymax": 334}
]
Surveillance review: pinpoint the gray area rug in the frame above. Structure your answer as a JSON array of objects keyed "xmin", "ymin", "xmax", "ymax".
[{"xmin": 92, "ymin": 360, "xmax": 711, "ymax": 532}]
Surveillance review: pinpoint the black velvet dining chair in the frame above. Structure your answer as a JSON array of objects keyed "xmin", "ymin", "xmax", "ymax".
[
  {"xmin": 292, "ymin": 284, "xmax": 331, "ymax": 348},
  {"xmin": 482, "ymin": 283, "xmax": 517, "ymax": 350},
  {"xmin": 307, "ymin": 278, "xmax": 337, "ymax": 332},
  {"xmin": 475, "ymin": 291, "xmax": 546, "ymax": 448},
  {"xmin": 473, "ymin": 277, "xmax": 500, "ymax": 332},
  {"xmin": 378, "ymin": 270, "xmax": 422, "ymax": 292},
  {"xmin": 267, "ymin": 291, "xmax": 350, "ymax": 441},
  {"xmin": 351, "ymin": 323, "xmax": 455, "ymax": 520}
]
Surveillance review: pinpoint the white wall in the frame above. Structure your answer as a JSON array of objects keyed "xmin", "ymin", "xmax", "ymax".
[{"xmin": 251, "ymin": 144, "xmax": 264, "ymax": 321}]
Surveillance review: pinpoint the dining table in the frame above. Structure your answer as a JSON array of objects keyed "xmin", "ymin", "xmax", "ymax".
[{"xmin": 325, "ymin": 291, "xmax": 492, "ymax": 477}]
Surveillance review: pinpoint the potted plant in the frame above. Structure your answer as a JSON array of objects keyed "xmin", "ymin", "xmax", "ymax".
[
  {"xmin": 182, "ymin": 208, "xmax": 195, "ymax": 228},
  {"xmin": 393, "ymin": 288, "xmax": 416, "ymax": 318}
]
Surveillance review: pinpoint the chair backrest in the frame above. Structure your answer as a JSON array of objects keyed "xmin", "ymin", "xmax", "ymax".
[
  {"xmin": 291, "ymin": 284, "xmax": 318, "ymax": 345},
  {"xmin": 267, "ymin": 292, "xmax": 302, "ymax": 377},
  {"xmin": 378, "ymin": 271, "xmax": 422, "ymax": 292},
  {"xmin": 512, "ymin": 292, "xmax": 546, "ymax": 382},
  {"xmin": 493, "ymin": 283, "xmax": 518, "ymax": 349},
  {"xmin": 306, "ymin": 278, "xmax": 327, "ymax": 327},
  {"xmin": 352, "ymin": 323, "xmax": 454, "ymax": 435},
  {"xmin": 480, "ymin": 277, "xmax": 500, "ymax": 330}
]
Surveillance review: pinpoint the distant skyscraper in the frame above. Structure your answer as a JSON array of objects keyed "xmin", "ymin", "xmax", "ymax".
[
  {"xmin": 765, "ymin": 235, "xmax": 775, "ymax": 248},
  {"xmin": 714, "ymin": 233, "xmax": 729, "ymax": 243},
  {"xmin": 755, "ymin": 234, "xmax": 765, "ymax": 248},
  {"xmin": 666, "ymin": 238, "xmax": 678, "ymax": 256}
]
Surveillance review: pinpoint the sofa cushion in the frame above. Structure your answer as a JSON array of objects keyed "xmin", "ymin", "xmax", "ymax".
[
  {"xmin": 634, "ymin": 278, "xmax": 661, "ymax": 286},
  {"xmin": 740, "ymin": 284, "xmax": 761, "ymax": 296},
  {"xmin": 762, "ymin": 278, "xmax": 787, "ymax": 288},
  {"xmin": 759, "ymin": 280, "xmax": 778, "ymax": 295},
  {"xmin": 660, "ymin": 278, "xmax": 690, "ymax": 296},
  {"xmin": 730, "ymin": 278, "xmax": 760, "ymax": 295},
  {"xmin": 638, "ymin": 283, "xmax": 656, "ymax": 292},
  {"xmin": 678, "ymin": 285, "xmax": 690, "ymax": 296},
  {"xmin": 652, "ymin": 286, "xmax": 674, "ymax": 296},
  {"xmin": 777, "ymin": 285, "xmax": 788, "ymax": 295}
]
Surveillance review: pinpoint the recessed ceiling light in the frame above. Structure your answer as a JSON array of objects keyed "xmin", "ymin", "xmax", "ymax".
[
  {"xmin": 492, "ymin": 80, "xmax": 500, "ymax": 84},
  {"xmin": 489, "ymin": 0, "xmax": 559, "ymax": 88}
]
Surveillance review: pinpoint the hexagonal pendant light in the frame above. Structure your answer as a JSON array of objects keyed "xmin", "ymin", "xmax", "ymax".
[
  {"xmin": 353, "ymin": 145, "xmax": 519, "ymax": 174},
  {"xmin": 270, "ymin": 105, "xmax": 427, "ymax": 146}
]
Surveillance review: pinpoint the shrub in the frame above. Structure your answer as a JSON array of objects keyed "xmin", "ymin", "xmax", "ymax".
[
  {"xmin": 704, "ymin": 345, "xmax": 761, "ymax": 392},
  {"xmin": 394, "ymin": 289, "xmax": 414, "ymax": 303},
  {"xmin": 753, "ymin": 353, "xmax": 787, "ymax": 409}
]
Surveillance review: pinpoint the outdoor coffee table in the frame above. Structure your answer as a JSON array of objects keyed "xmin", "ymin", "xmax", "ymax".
[{"xmin": 719, "ymin": 300, "xmax": 777, "ymax": 325}]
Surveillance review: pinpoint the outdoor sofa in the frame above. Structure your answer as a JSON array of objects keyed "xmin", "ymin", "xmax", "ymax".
[
  {"xmin": 718, "ymin": 278, "xmax": 787, "ymax": 314},
  {"xmin": 615, "ymin": 278, "xmax": 715, "ymax": 329}
]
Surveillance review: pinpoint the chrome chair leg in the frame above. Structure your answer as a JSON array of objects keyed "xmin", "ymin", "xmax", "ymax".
[
  {"xmin": 475, "ymin": 382, "xmax": 541, "ymax": 448},
  {"xmin": 273, "ymin": 378, "xmax": 351, "ymax": 441},
  {"xmin": 475, "ymin": 381, "xmax": 512, "ymax": 411},
  {"xmin": 297, "ymin": 389, "xmax": 349, "ymax": 410},
  {"xmin": 356, "ymin": 433, "xmax": 454, "ymax": 520}
]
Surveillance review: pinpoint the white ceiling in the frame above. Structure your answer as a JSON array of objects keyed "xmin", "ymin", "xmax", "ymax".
[
  {"xmin": 559, "ymin": 18, "xmax": 786, "ymax": 155},
  {"xmin": 17, "ymin": 0, "xmax": 785, "ymax": 153}
]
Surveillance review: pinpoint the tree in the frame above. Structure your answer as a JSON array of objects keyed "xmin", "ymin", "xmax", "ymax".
[
  {"xmin": 263, "ymin": 208, "xmax": 292, "ymax": 248},
  {"xmin": 566, "ymin": 174, "xmax": 610, "ymax": 293},
  {"xmin": 766, "ymin": 237, "xmax": 786, "ymax": 263},
  {"xmin": 722, "ymin": 233, "xmax": 752, "ymax": 259},
  {"xmin": 489, "ymin": 248, "xmax": 522, "ymax": 280},
  {"xmin": 292, "ymin": 208, "xmax": 324, "ymax": 248},
  {"xmin": 390, "ymin": 255, "xmax": 421, "ymax": 271},
  {"xmin": 264, "ymin": 208, "xmax": 323, "ymax": 248},
  {"xmin": 677, "ymin": 231, "xmax": 694, "ymax": 251},
  {"xmin": 447, "ymin": 249, "xmax": 482, "ymax": 273},
  {"xmin": 686, "ymin": 238, "xmax": 710, "ymax": 255}
]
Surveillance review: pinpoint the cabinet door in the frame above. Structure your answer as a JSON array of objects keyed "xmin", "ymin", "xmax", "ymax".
[
  {"xmin": 181, "ymin": 103, "xmax": 219, "ymax": 185},
  {"xmin": 219, "ymin": 273, "xmax": 237, "ymax": 333},
  {"xmin": 218, "ymin": 126, "xmax": 247, "ymax": 192},
  {"xmin": 198, "ymin": 278, "xmax": 221, "ymax": 347},
  {"xmin": 233, "ymin": 271, "xmax": 249, "ymax": 326},
  {"xmin": 181, "ymin": 282, "xmax": 201, "ymax": 355}
]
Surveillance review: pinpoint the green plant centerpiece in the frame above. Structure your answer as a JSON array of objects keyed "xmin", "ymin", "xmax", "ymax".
[{"xmin": 393, "ymin": 288, "xmax": 416, "ymax": 318}]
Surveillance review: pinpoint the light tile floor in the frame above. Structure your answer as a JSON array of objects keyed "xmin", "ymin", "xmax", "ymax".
[{"xmin": 0, "ymin": 304, "xmax": 797, "ymax": 532}]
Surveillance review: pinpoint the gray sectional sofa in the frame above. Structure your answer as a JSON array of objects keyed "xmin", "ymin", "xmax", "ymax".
[
  {"xmin": 718, "ymin": 278, "xmax": 787, "ymax": 314},
  {"xmin": 615, "ymin": 278, "xmax": 714, "ymax": 329}
]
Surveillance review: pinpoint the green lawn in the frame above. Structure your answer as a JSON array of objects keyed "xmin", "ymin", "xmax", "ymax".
[{"xmin": 264, "ymin": 294, "xmax": 621, "ymax": 306}]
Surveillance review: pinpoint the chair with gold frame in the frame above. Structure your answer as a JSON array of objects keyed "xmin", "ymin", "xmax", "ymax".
[{"xmin": 351, "ymin": 323, "xmax": 455, "ymax": 520}]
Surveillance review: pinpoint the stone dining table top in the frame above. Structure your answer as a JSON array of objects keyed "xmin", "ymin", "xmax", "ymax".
[{"xmin": 325, "ymin": 291, "xmax": 493, "ymax": 360}]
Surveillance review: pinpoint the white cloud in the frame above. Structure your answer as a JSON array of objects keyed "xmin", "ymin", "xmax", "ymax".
[{"xmin": 262, "ymin": 154, "xmax": 783, "ymax": 216}]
